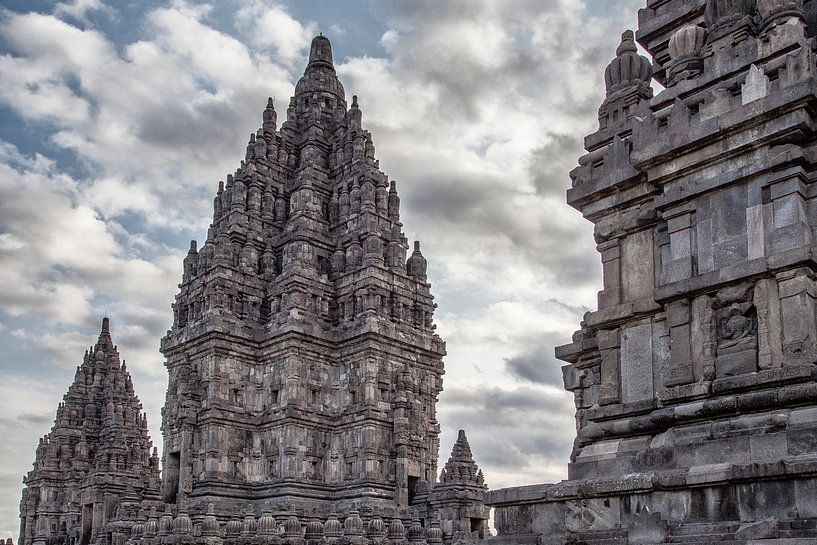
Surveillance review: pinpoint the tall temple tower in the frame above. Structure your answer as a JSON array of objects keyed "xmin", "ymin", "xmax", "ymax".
[
  {"xmin": 488, "ymin": 1, "xmax": 817, "ymax": 544},
  {"xmin": 160, "ymin": 35, "xmax": 447, "ymax": 519},
  {"xmin": 19, "ymin": 319, "xmax": 161, "ymax": 545}
]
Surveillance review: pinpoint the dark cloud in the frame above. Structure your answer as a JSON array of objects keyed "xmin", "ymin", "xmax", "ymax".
[
  {"xmin": 17, "ymin": 412, "xmax": 52, "ymax": 424},
  {"xmin": 528, "ymin": 133, "xmax": 583, "ymax": 197},
  {"xmin": 504, "ymin": 343, "xmax": 564, "ymax": 387},
  {"xmin": 438, "ymin": 383, "xmax": 574, "ymax": 477}
]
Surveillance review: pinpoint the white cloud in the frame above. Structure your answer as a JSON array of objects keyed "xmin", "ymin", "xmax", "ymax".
[
  {"xmin": 234, "ymin": 0, "xmax": 317, "ymax": 66},
  {"xmin": 53, "ymin": 0, "xmax": 114, "ymax": 24},
  {"xmin": 0, "ymin": 140, "xmax": 183, "ymax": 356},
  {"xmin": 0, "ymin": 4, "xmax": 296, "ymax": 230}
]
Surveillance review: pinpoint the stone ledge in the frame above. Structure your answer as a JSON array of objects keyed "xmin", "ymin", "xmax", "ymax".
[{"xmin": 486, "ymin": 455, "xmax": 817, "ymax": 507}]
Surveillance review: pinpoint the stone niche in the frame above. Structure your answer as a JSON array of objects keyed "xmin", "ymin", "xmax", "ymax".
[{"xmin": 713, "ymin": 282, "xmax": 758, "ymax": 378}]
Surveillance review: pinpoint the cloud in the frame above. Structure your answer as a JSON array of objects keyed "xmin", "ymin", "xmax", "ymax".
[
  {"xmin": 53, "ymin": 0, "xmax": 115, "ymax": 25},
  {"xmin": 0, "ymin": 0, "xmax": 647, "ymax": 536},
  {"xmin": 234, "ymin": 0, "xmax": 317, "ymax": 66},
  {"xmin": 504, "ymin": 342, "xmax": 566, "ymax": 387},
  {"xmin": 528, "ymin": 133, "xmax": 586, "ymax": 197},
  {"xmin": 0, "ymin": 140, "xmax": 183, "ymax": 373},
  {"xmin": 0, "ymin": 4, "xmax": 295, "ymax": 230},
  {"xmin": 438, "ymin": 383, "xmax": 575, "ymax": 487},
  {"xmin": 17, "ymin": 413, "xmax": 52, "ymax": 425}
]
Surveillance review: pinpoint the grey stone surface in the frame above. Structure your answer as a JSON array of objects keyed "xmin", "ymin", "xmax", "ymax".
[
  {"xmin": 18, "ymin": 35, "xmax": 487, "ymax": 545},
  {"xmin": 488, "ymin": 1, "xmax": 817, "ymax": 543},
  {"xmin": 18, "ymin": 319, "xmax": 162, "ymax": 545}
]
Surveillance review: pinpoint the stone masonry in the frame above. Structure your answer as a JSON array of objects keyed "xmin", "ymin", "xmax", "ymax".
[
  {"xmin": 487, "ymin": 1, "xmax": 817, "ymax": 544},
  {"xmin": 18, "ymin": 319, "xmax": 161, "ymax": 545},
  {"xmin": 20, "ymin": 34, "xmax": 488, "ymax": 545},
  {"xmin": 160, "ymin": 33, "xmax": 452, "ymax": 519}
]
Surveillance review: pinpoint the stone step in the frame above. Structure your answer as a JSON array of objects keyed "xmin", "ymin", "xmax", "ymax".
[
  {"xmin": 779, "ymin": 518, "xmax": 817, "ymax": 530},
  {"xmin": 668, "ymin": 530, "xmax": 738, "ymax": 541},
  {"xmin": 672, "ymin": 522, "xmax": 741, "ymax": 535}
]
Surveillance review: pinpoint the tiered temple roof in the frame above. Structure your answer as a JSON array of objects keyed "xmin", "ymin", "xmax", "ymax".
[{"xmin": 19, "ymin": 318, "xmax": 160, "ymax": 545}]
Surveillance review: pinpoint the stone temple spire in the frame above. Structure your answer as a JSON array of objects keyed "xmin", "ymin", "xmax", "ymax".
[
  {"xmin": 161, "ymin": 33, "xmax": 448, "ymax": 521},
  {"xmin": 438, "ymin": 430, "xmax": 485, "ymax": 488},
  {"xmin": 490, "ymin": 1, "xmax": 817, "ymax": 543},
  {"xmin": 307, "ymin": 34, "xmax": 335, "ymax": 71},
  {"xmin": 19, "ymin": 318, "xmax": 160, "ymax": 545},
  {"xmin": 424, "ymin": 430, "xmax": 488, "ymax": 540}
]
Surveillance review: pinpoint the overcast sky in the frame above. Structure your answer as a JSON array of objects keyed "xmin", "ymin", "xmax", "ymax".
[{"xmin": 0, "ymin": 0, "xmax": 643, "ymax": 537}]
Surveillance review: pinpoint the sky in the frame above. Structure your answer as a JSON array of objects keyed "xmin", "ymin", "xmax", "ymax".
[{"xmin": 0, "ymin": 0, "xmax": 643, "ymax": 537}]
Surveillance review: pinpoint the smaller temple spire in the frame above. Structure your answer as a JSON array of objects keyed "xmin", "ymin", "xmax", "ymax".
[
  {"xmin": 604, "ymin": 30, "xmax": 653, "ymax": 96},
  {"xmin": 406, "ymin": 241, "xmax": 428, "ymax": 280},
  {"xmin": 263, "ymin": 97, "xmax": 277, "ymax": 133},
  {"xmin": 19, "ymin": 317, "xmax": 160, "ymax": 545},
  {"xmin": 437, "ymin": 429, "xmax": 485, "ymax": 487},
  {"xmin": 307, "ymin": 34, "xmax": 334, "ymax": 72}
]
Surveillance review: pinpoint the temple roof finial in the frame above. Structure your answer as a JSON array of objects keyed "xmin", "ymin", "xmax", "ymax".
[{"xmin": 308, "ymin": 34, "xmax": 334, "ymax": 71}]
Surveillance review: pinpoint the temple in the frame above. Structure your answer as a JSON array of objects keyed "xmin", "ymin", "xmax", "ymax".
[
  {"xmin": 22, "ymin": 2, "xmax": 817, "ymax": 543},
  {"xmin": 487, "ymin": 1, "xmax": 817, "ymax": 543},
  {"xmin": 18, "ymin": 318, "xmax": 161, "ymax": 545},
  {"xmin": 18, "ymin": 35, "xmax": 488, "ymax": 545}
]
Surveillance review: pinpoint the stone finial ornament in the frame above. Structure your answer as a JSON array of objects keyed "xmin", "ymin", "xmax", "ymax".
[
  {"xmin": 263, "ymin": 97, "xmax": 277, "ymax": 133},
  {"xmin": 241, "ymin": 511, "xmax": 257, "ymax": 536},
  {"xmin": 669, "ymin": 25, "xmax": 707, "ymax": 61},
  {"xmin": 257, "ymin": 507, "xmax": 277, "ymax": 535},
  {"xmin": 158, "ymin": 507, "xmax": 174, "ymax": 537},
  {"xmin": 343, "ymin": 510, "xmax": 364, "ymax": 536},
  {"xmin": 283, "ymin": 514, "xmax": 301, "ymax": 538},
  {"xmin": 667, "ymin": 25, "xmax": 707, "ymax": 84},
  {"xmin": 366, "ymin": 516, "xmax": 386, "ymax": 538},
  {"xmin": 202, "ymin": 504, "xmax": 220, "ymax": 537},
  {"xmin": 604, "ymin": 30, "xmax": 653, "ymax": 96},
  {"xmin": 307, "ymin": 34, "xmax": 333, "ymax": 69},
  {"xmin": 425, "ymin": 521, "xmax": 443, "ymax": 544},
  {"xmin": 756, "ymin": 0, "xmax": 805, "ymax": 30},
  {"xmin": 406, "ymin": 241, "xmax": 428, "ymax": 279},
  {"xmin": 323, "ymin": 513, "xmax": 342, "ymax": 538},
  {"xmin": 387, "ymin": 518, "xmax": 405, "ymax": 541},
  {"xmin": 173, "ymin": 505, "xmax": 193, "ymax": 535},
  {"xmin": 406, "ymin": 518, "xmax": 425, "ymax": 544},
  {"xmin": 144, "ymin": 508, "xmax": 159, "ymax": 538},
  {"xmin": 304, "ymin": 518, "xmax": 323, "ymax": 539},
  {"xmin": 704, "ymin": 0, "xmax": 757, "ymax": 31},
  {"xmin": 224, "ymin": 513, "xmax": 242, "ymax": 538}
]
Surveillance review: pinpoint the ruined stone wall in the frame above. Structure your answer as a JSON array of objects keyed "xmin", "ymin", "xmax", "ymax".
[{"xmin": 487, "ymin": 1, "xmax": 817, "ymax": 544}]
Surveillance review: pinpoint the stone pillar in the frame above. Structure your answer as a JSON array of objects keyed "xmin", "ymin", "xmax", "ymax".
[
  {"xmin": 665, "ymin": 299, "xmax": 693, "ymax": 386},
  {"xmin": 664, "ymin": 206, "xmax": 694, "ymax": 283},
  {"xmin": 598, "ymin": 240, "xmax": 621, "ymax": 309},
  {"xmin": 620, "ymin": 323, "xmax": 654, "ymax": 403},
  {"xmin": 776, "ymin": 269, "xmax": 817, "ymax": 366},
  {"xmin": 754, "ymin": 277, "xmax": 784, "ymax": 370},
  {"xmin": 767, "ymin": 178, "xmax": 811, "ymax": 253},
  {"xmin": 690, "ymin": 294, "xmax": 716, "ymax": 382},
  {"xmin": 597, "ymin": 328, "xmax": 621, "ymax": 405}
]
